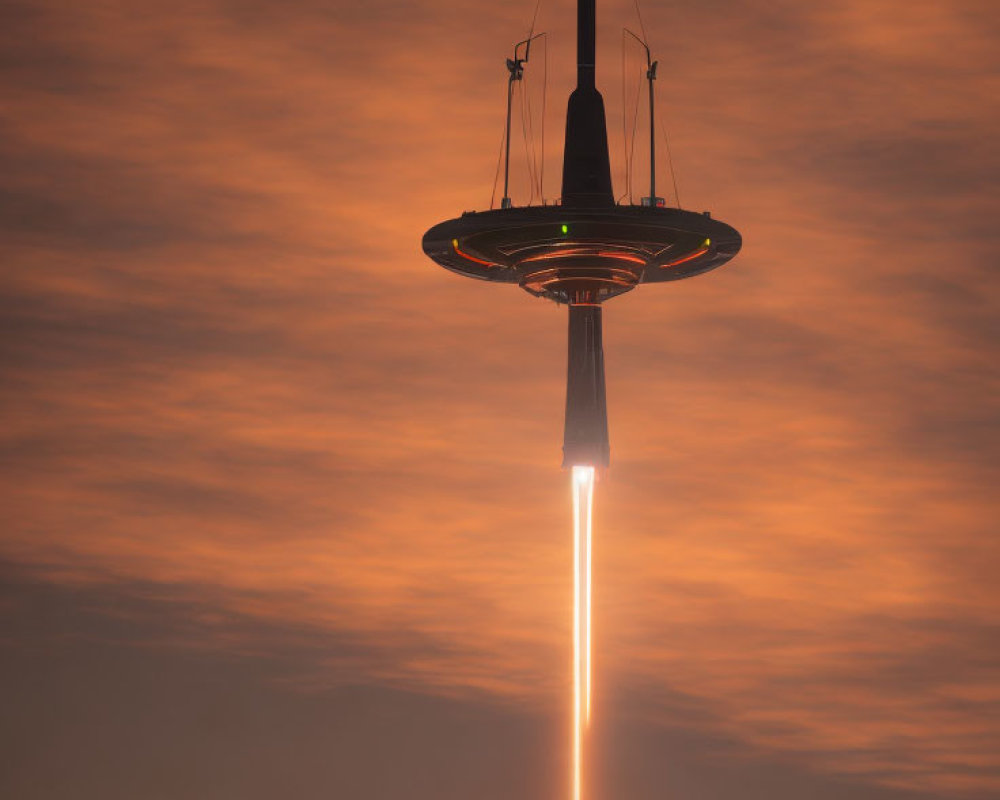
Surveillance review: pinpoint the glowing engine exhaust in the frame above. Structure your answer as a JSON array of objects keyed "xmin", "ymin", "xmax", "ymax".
[{"xmin": 571, "ymin": 464, "xmax": 595, "ymax": 800}]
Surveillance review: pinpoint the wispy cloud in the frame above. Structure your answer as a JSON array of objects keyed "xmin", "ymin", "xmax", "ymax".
[{"xmin": 1, "ymin": 0, "xmax": 997, "ymax": 796}]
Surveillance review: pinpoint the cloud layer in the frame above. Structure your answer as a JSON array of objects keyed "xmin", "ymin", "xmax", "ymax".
[{"xmin": 2, "ymin": 0, "xmax": 998, "ymax": 796}]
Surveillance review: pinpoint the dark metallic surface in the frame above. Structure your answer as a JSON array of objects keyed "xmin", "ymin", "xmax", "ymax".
[
  {"xmin": 563, "ymin": 0, "xmax": 612, "ymax": 207},
  {"xmin": 563, "ymin": 304, "xmax": 609, "ymax": 468},
  {"xmin": 422, "ymin": 205, "xmax": 740, "ymax": 299},
  {"xmin": 420, "ymin": 0, "xmax": 742, "ymax": 468}
]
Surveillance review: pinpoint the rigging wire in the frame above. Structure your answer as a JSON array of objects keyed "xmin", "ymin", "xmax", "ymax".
[
  {"xmin": 520, "ymin": 41, "xmax": 548, "ymax": 204},
  {"xmin": 527, "ymin": 0, "xmax": 542, "ymax": 39},
  {"xmin": 523, "ymin": 57, "xmax": 539, "ymax": 201},
  {"xmin": 523, "ymin": 0, "xmax": 544, "ymax": 204},
  {"xmin": 660, "ymin": 112, "xmax": 682, "ymax": 208},
  {"xmin": 490, "ymin": 1, "xmax": 549, "ymax": 208},
  {"xmin": 620, "ymin": 31, "xmax": 648, "ymax": 205},
  {"xmin": 623, "ymin": 40, "xmax": 645, "ymax": 205},
  {"xmin": 642, "ymin": 2, "xmax": 682, "ymax": 208},
  {"xmin": 522, "ymin": 34, "xmax": 547, "ymax": 203},
  {"xmin": 490, "ymin": 118, "xmax": 506, "ymax": 210},
  {"xmin": 633, "ymin": 0, "xmax": 649, "ymax": 48},
  {"xmin": 540, "ymin": 34, "xmax": 547, "ymax": 202},
  {"xmin": 622, "ymin": 0, "xmax": 682, "ymax": 209},
  {"xmin": 494, "ymin": 0, "xmax": 672, "ymax": 209},
  {"xmin": 620, "ymin": 31, "xmax": 629, "ymax": 203},
  {"xmin": 628, "ymin": 72, "xmax": 643, "ymax": 203},
  {"xmin": 520, "ymin": 80, "xmax": 538, "ymax": 204}
]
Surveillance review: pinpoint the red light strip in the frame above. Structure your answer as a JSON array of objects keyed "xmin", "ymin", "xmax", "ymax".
[
  {"xmin": 451, "ymin": 239, "xmax": 495, "ymax": 268},
  {"xmin": 597, "ymin": 251, "xmax": 645, "ymax": 265},
  {"xmin": 520, "ymin": 250, "xmax": 646, "ymax": 266},
  {"xmin": 521, "ymin": 249, "xmax": 590, "ymax": 263},
  {"xmin": 661, "ymin": 245, "xmax": 708, "ymax": 269}
]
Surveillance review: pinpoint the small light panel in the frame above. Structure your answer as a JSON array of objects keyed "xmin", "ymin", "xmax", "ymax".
[
  {"xmin": 703, "ymin": 238, "xmax": 711, "ymax": 247},
  {"xmin": 561, "ymin": 224, "xmax": 569, "ymax": 234},
  {"xmin": 452, "ymin": 238, "xmax": 459, "ymax": 248}
]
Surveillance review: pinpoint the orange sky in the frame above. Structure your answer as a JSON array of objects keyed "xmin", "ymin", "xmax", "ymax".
[{"xmin": 2, "ymin": 0, "xmax": 998, "ymax": 798}]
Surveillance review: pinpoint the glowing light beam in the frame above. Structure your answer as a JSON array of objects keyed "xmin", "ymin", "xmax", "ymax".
[{"xmin": 571, "ymin": 464, "xmax": 595, "ymax": 800}]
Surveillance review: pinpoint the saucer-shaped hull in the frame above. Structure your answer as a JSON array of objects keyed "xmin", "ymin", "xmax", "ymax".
[{"xmin": 423, "ymin": 205, "xmax": 740, "ymax": 303}]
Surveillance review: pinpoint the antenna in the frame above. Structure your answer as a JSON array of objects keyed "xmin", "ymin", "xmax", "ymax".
[
  {"xmin": 502, "ymin": 33, "xmax": 544, "ymax": 209},
  {"xmin": 624, "ymin": 28, "xmax": 661, "ymax": 207}
]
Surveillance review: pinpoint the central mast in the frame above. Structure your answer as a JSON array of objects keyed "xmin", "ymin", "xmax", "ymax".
[
  {"xmin": 560, "ymin": 0, "xmax": 612, "ymax": 468},
  {"xmin": 561, "ymin": 0, "xmax": 614, "ymax": 209},
  {"xmin": 577, "ymin": 0, "xmax": 596, "ymax": 87}
]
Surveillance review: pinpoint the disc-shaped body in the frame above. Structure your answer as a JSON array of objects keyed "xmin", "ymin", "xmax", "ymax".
[{"xmin": 423, "ymin": 205, "xmax": 741, "ymax": 304}]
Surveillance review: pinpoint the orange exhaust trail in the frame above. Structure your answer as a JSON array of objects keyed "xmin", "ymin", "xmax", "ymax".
[{"xmin": 571, "ymin": 465, "xmax": 595, "ymax": 800}]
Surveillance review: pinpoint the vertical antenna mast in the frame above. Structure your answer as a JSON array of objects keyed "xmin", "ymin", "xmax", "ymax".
[
  {"xmin": 502, "ymin": 35, "xmax": 544, "ymax": 209},
  {"xmin": 561, "ymin": 0, "xmax": 613, "ymax": 208},
  {"xmin": 647, "ymin": 55, "xmax": 658, "ymax": 205},
  {"xmin": 625, "ymin": 29, "xmax": 660, "ymax": 207},
  {"xmin": 577, "ymin": 0, "xmax": 596, "ymax": 88},
  {"xmin": 502, "ymin": 48, "xmax": 523, "ymax": 209}
]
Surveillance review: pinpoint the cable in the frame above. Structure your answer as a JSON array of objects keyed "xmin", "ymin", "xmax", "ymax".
[
  {"xmin": 520, "ymin": 80, "xmax": 538, "ymax": 205},
  {"xmin": 490, "ymin": 120, "xmax": 506, "ymax": 210},
  {"xmin": 492, "ymin": 0, "xmax": 547, "ymax": 208},
  {"xmin": 524, "ymin": 1, "xmax": 545, "ymax": 203},
  {"xmin": 660, "ymin": 114, "xmax": 681, "ymax": 209},
  {"xmin": 633, "ymin": 0, "xmax": 649, "ymax": 46},
  {"xmin": 527, "ymin": 0, "xmax": 542, "ymax": 38},
  {"xmin": 524, "ymin": 73, "xmax": 545, "ymax": 204},
  {"xmin": 540, "ymin": 34, "xmax": 547, "ymax": 202},
  {"xmin": 624, "ymin": 44, "xmax": 644, "ymax": 205},
  {"xmin": 620, "ymin": 31, "xmax": 629, "ymax": 203}
]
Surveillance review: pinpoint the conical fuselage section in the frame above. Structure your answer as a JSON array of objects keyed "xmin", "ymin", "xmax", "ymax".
[
  {"xmin": 560, "ymin": 0, "xmax": 612, "ymax": 467},
  {"xmin": 561, "ymin": 0, "xmax": 614, "ymax": 209}
]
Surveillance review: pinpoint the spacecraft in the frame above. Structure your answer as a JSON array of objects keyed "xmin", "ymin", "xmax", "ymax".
[{"xmin": 423, "ymin": 0, "xmax": 741, "ymax": 469}]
